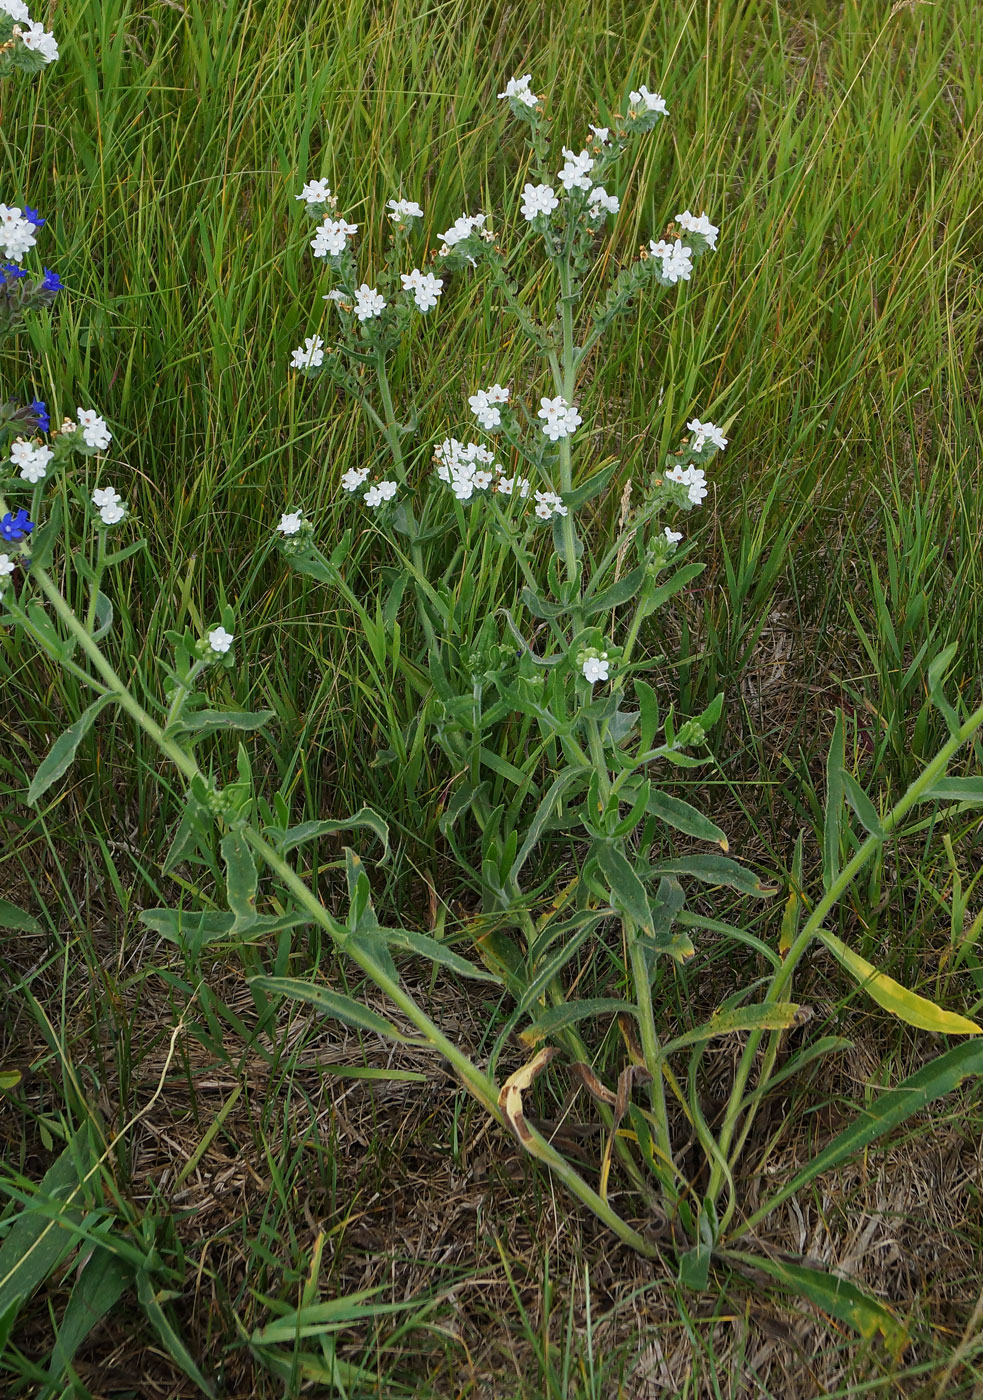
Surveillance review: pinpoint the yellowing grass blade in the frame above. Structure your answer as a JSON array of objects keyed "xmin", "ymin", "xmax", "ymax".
[{"xmin": 817, "ymin": 928, "xmax": 981, "ymax": 1035}]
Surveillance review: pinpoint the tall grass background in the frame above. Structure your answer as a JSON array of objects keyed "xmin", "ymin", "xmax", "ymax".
[{"xmin": 3, "ymin": 0, "xmax": 983, "ymax": 1392}]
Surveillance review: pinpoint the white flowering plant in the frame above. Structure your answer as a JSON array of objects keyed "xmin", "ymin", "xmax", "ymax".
[{"xmin": 8, "ymin": 51, "xmax": 983, "ymax": 1344}]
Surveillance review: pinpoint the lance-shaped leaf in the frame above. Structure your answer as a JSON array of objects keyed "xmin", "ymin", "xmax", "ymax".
[
  {"xmin": 251, "ymin": 976, "xmax": 420, "ymax": 1043},
  {"xmin": 519, "ymin": 998, "xmax": 635, "ymax": 1047},
  {"xmin": 815, "ymin": 927, "xmax": 981, "ymax": 1035},
  {"xmin": 649, "ymin": 853, "xmax": 776, "ymax": 897},
  {"xmin": 166, "ymin": 708, "xmax": 275, "ymax": 737},
  {"xmin": 371, "ymin": 925, "xmax": 499, "ymax": 982},
  {"xmin": 722, "ymin": 1251, "xmax": 906, "ymax": 1356},
  {"xmin": 0, "ymin": 900, "xmax": 40, "ymax": 933},
  {"xmin": 595, "ymin": 842, "xmax": 654, "ymax": 932},
  {"xmin": 646, "ymin": 790, "xmax": 728, "ymax": 849},
  {"xmin": 27, "ymin": 692, "xmax": 117, "ymax": 805},
  {"xmin": 221, "ymin": 830, "xmax": 259, "ymax": 932},
  {"xmin": 271, "ymin": 806, "xmax": 390, "ymax": 859},
  {"xmin": 659, "ymin": 1003, "xmax": 809, "ymax": 1059}
]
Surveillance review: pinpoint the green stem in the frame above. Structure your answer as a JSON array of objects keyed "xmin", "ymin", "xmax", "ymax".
[
  {"xmin": 627, "ymin": 921, "xmax": 678, "ymax": 1202},
  {"xmin": 84, "ymin": 527, "xmax": 106, "ymax": 634}
]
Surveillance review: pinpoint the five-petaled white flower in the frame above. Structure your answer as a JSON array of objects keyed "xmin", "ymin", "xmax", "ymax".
[
  {"xmin": 520, "ymin": 183, "xmax": 559, "ymax": 222},
  {"xmin": 311, "ymin": 218, "xmax": 357, "ymax": 258},
  {"xmin": 497, "ymin": 74, "xmax": 538, "ymax": 108},
  {"xmin": 0, "ymin": 203, "xmax": 38, "ymax": 262},
  {"xmin": 0, "ymin": 553, "xmax": 16, "ymax": 583},
  {"xmin": 438, "ymin": 212, "xmax": 487, "ymax": 248},
  {"xmin": 386, "ymin": 198, "xmax": 424, "ymax": 222},
  {"xmin": 587, "ymin": 186, "xmax": 620, "ymax": 219},
  {"xmin": 468, "ymin": 384, "xmax": 509, "ymax": 430},
  {"xmin": 588, "ymin": 124, "xmax": 610, "ymax": 143},
  {"xmin": 687, "ymin": 417, "xmax": 727, "ymax": 451},
  {"xmin": 557, "ymin": 147, "xmax": 594, "ymax": 192},
  {"xmin": 400, "ymin": 268, "xmax": 443, "ymax": 312},
  {"xmin": 649, "ymin": 237, "xmax": 693, "ymax": 284},
  {"xmin": 11, "ymin": 439, "xmax": 53, "ymax": 483},
  {"xmin": 77, "ymin": 408, "xmax": 112, "ymax": 450},
  {"xmin": 629, "ymin": 85, "xmax": 668, "ymax": 115},
  {"xmin": 19, "ymin": 20, "xmax": 59, "ymax": 64},
  {"xmin": 534, "ymin": 490, "xmax": 568, "ymax": 520},
  {"xmin": 290, "ymin": 335, "xmax": 325, "ymax": 369},
  {"xmin": 99, "ymin": 500, "xmax": 126, "ymax": 526},
  {"xmin": 676, "ymin": 209, "xmax": 719, "ymax": 250},
  {"xmin": 296, "ymin": 179, "xmax": 333, "ymax": 206},
  {"xmin": 341, "ymin": 466, "xmax": 370, "ymax": 493},
  {"xmin": 537, "ymin": 395, "xmax": 582, "ymax": 441},
  {"xmin": 353, "ymin": 284, "xmax": 386, "ymax": 321},
  {"xmin": 666, "ymin": 463, "xmax": 708, "ymax": 505},
  {"xmin": 364, "ymin": 480, "xmax": 398, "ymax": 508},
  {"xmin": 582, "ymin": 653, "xmax": 610, "ymax": 685},
  {"xmin": 664, "ymin": 526, "xmax": 683, "ymax": 544},
  {"xmin": 208, "ymin": 626, "xmax": 234, "ymax": 655},
  {"xmin": 277, "ymin": 511, "xmax": 304, "ymax": 536},
  {"xmin": 92, "ymin": 486, "xmax": 122, "ymax": 510}
]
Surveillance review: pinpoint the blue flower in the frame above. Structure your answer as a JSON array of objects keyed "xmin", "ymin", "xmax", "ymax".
[
  {"xmin": 23, "ymin": 207, "xmax": 46, "ymax": 228},
  {"xmin": 1, "ymin": 262, "xmax": 27, "ymax": 282},
  {"xmin": 41, "ymin": 268, "xmax": 62, "ymax": 294},
  {"xmin": 0, "ymin": 510, "xmax": 34, "ymax": 543},
  {"xmin": 28, "ymin": 400, "xmax": 50, "ymax": 433}
]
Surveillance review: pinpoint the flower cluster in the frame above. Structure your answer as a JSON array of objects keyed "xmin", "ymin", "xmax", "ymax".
[
  {"xmin": 0, "ymin": 0, "xmax": 59, "ymax": 70},
  {"xmin": 8, "ymin": 436, "xmax": 52, "ymax": 482},
  {"xmin": 338, "ymin": 465, "xmax": 398, "ymax": 510},
  {"xmin": 400, "ymin": 268, "xmax": 443, "ymax": 312},
  {"xmin": 311, "ymin": 217, "xmax": 358, "ymax": 259},
  {"xmin": 290, "ymin": 334, "xmax": 325, "ymax": 370},
  {"xmin": 386, "ymin": 198, "xmax": 423, "ymax": 224},
  {"xmin": 558, "ymin": 147, "xmax": 594, "ymax": 193},
  {"xmin": 497, "ymin": 74, "xmax": 538, "ymax": 109},
  {"xmin": 91, "ymin": 486, "xmax": 126, "ymax": 526},
  {"xmin": 467, "ymin": 383, "xmax": 509, "ymax": 431},
  {"xmin": 0, "ymin": 202, "xmax": 42, "ymax": 262},
  {"xmin": 648, "ymin": 238, "xmax": 693, "ymax": 285},
  {"xmin": 537, "ymin": 395, "xmax": 582, "ymax": 441}
]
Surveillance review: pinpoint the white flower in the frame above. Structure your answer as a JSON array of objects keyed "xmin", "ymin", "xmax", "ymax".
[
  {"xmin": 468, "ymin": 384, "xmax": 509, "ymax": 430},
  {"xmin": 438, "ymin": 212, "xmax": 487, "ymax": 249},
  {"xmin": 323, "ymin": 289, "xmax": 348, "ymax": 305},
  {"xmin": 296, "ymin": 179, "xmax": 333, "ymax": 206},
  {"xmin": 340, "ymin": 466, "xmax": 370, "ymax": 493},
  {"xmin": 589, "ymin": 124, "xmax": 610, "ymax": 143},
  {"xmin": 0, "ymin": 1, "xmax": 31, "ymax": 22},
  {"xmin": 497, "ymin": 74, "xmax": 538, "ymax": 108},
  {"xmin": 364, "ymin": 480, "xmax": 397, "ymax": 508},
  {"xmin": 310, "ymin": 217, "xmax": 357, "ymax": 258},
  {"xmin": 664, "ymin": 526, "xmax": 683, "ymax": 544},
  {"xmin": 687, "ymin": 417, "xmax": 727, "ymax": 451},
  {"xmin": 99, "ymin": 500, "xmax": 126, "ymax": 526},
  {"xmin": 433, "ymin": 438, "xmax": 501, "ymax": 501},
  {"xmin": 277, "ymin": 511, "xmax": 304, "ymax": 536},
  {"xmin": 520, "ymin": 183, "xmax": 559, "ymax": 222},
  {"xmin": 290, "ymin": 335, "xmax": 325, "ymax": 369},
  {"xmin": 0, "ymin": 204, "xmax": 37, "ymax": 262},
  {"xmin": 14, "ymin": 442, "xmax": 53, "ymax": 483},
  {"xmin": 629, "ymin": 85, "xmax": 667, "ymax": 115},
  {"xmin": 537, "ymin": 395, "xmax": 582, "ymax": 441},
  {"xmin": 676, "ymin": 209, "xmax": 719, "ymax": 250},
  {"xmin": 496, "ymin": 474, "xmax": 530, "ymax": 498},
  {"xmin": 587, "ymin": 185, "xmax": 620, "ymax": 219},
  {"xmin": 666, "ymin": 464, "xmax": 708, "ymax": 505},
  {"xmin": 582, "ymin": 653, "xmax": 610, "ymax": 685},
  {"xmin": 400, "ymin": 268, "xmax": 443, "ymax": 312},
  {"xmin": 92, "ymin": 486, "xmax": 122, "ymax": 510},
  {"xmin": 353, "ymin": 284, "xmax": 386, "ymax": 321},
  {"xmin": 208, "ymin": 626, "xmax": 234, "ymax": 655},
  {"xmin": 557, "ymin": 147, "xmax": 594, "ymax": 192},
  {"xmin": 77, "ymin": 408, "xmax": 112, "ymax": 450},
  {"xmin": 386, "ymin": 198, "xmax": 424, "ymax": 222},
  {"xmin": 472, "ymin": 470, "xmax": 493, "ymax": 490},
  {"xmin": 650, "ymin": 237, "xmax": 693, "ymax": 284},
  {"xmin": 0, "ymin": 553, "xmax": 16, "ymax": 579},
  {"xmin": 19, "ymin": 21, "xmax": 59, "ymax": 64},
  {"xmin": 534, "ymin": 490, "xmax": 568, "ymax": 520}
]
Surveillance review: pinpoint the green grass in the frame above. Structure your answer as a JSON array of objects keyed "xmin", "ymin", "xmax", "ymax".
[{"xmin": 3, "ymin": 0, "xmax": 983, "ymax": 1393}]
